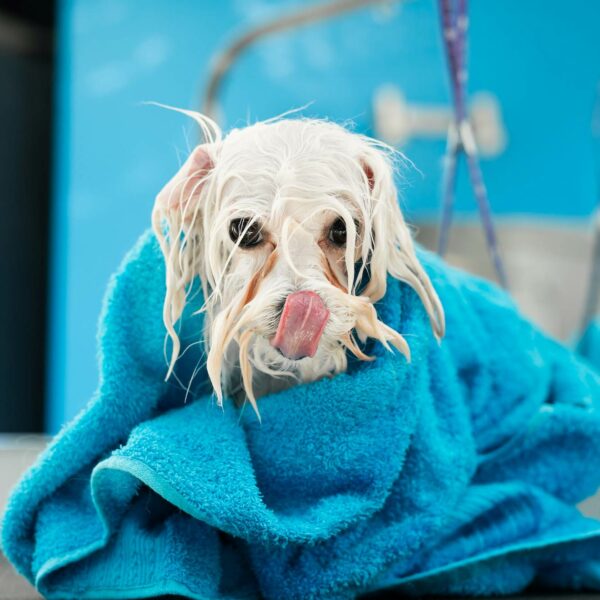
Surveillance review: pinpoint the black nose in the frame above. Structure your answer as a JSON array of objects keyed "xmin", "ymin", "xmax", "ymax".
[{"xmin": 275, "ymin": 298, "xmax": 286, "ymax": 317}]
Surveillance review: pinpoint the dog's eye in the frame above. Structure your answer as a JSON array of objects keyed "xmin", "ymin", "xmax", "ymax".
[
  {"xmin": 328, "ymin": 218, "xmax": 348, "ymax": 246},
  {"xmin": 229, "ymin": 218, "xmax": 263, "ymax": 248}
]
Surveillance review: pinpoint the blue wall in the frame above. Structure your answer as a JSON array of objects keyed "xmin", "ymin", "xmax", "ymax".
[{"xmin": 49, "ymin": 0, "xmax": 600, "ymax": 432}]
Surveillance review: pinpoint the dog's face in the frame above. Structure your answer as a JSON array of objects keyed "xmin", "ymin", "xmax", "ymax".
[{"xmin": 153, "ymin": 115, "xmax": 444, "ymax": 415}]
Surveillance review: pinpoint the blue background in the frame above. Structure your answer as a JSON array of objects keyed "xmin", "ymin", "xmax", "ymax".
[{"xmin": 49, "ymin": 0, "xmax": 600, "ymax": 432}]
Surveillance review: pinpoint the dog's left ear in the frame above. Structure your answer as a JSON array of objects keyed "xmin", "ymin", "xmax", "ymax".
[{"xmin": 359, "ymin": 149, "xmax": 445, "ymax": 339}]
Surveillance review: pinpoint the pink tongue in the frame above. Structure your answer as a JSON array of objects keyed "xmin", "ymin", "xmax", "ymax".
[{"xmin": 272, "ymin": 291, "xmax": 330, "ymax": 360}]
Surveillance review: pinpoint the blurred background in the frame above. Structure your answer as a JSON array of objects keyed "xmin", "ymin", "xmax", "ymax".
[
  {"xmin": 0, "ymin": 1, "xmax": 599, "ymax": 595},
  {"xmin": 2, "ymin": 0, "xmax": 600, "ymax": 530}
]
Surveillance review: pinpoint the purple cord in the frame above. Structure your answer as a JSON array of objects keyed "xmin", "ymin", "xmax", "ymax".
[
  {"xmin": 437, "ymin": 0, "xmax": 508, "ymax": 288},
  {"xmin": 437, "ymin": 134, "xmax": 459, "ymax": 257}
]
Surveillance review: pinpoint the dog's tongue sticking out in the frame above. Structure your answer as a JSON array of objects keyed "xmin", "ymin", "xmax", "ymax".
[{"xmin": 272, "ymin": 291, "xmax": 330, "ymax": 360}]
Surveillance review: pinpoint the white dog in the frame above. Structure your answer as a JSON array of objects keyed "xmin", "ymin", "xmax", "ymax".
[{"xmin": 153, "ymin": 113, "xmax": 445, "ymax": 416}]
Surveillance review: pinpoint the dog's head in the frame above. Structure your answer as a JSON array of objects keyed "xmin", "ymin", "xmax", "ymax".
[{"xmin": 153, "ymin": 114, "xmax": 444, "ymax": 414}]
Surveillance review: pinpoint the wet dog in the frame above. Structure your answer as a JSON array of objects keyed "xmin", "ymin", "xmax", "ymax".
[{"xmin": 153, "ymin": 113, "xmax": 444, "ymax": 416}]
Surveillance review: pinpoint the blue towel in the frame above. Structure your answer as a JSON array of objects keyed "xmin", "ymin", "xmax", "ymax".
[
  {"xmin": 578, "ymin": 319, "xmax": 600, "ymax": 368},
  {"xmin": 4, "ymin": 229, "xmax": 600, "ymax": 599}
]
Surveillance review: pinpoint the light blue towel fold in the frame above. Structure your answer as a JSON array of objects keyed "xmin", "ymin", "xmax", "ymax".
[{"xmin": 3, "ymin": 229, "xmax": 600, "ymax": 599}]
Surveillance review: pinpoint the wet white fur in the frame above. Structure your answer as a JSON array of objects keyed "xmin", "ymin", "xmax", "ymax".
[{"xmin": 152, "ymin": 111, "xmax": 445, "ymax": 417}]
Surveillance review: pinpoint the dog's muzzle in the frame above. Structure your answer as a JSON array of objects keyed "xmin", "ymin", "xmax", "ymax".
[{"xmin": 271, "ymin": 291, "xmax": 330, "ymax": 360}]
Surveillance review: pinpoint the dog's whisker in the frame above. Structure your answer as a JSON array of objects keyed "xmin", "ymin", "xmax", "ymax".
[
  {"xmin": 238, "ymin": 329, "xmax": 260, "ymax": 420},
  {"xmin": 341, "ymin": 332, "xmax": 374, "ymax": 362},
  {"xmin": 353, "ymin": 302, "xmax": 411, "ymax": 362},
  {"xmin": 184, "ymin": 357, "xmax": 204, "ymax": 405},
  {"xmin": 179, "ymin": 338, "xmax": 205, "ymax": 359},
  {"xmin": 380, "ymin": 324, "xmax": 411, "ymax": 362}
]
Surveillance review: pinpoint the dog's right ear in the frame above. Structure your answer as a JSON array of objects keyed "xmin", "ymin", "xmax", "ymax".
[
  {"xmin": 154, "ymin": 144, "xmax": 215, "ymax": 218},
  {"xmin": 152, "ymin": 144, "xmax": 216, "ymax": 379}
]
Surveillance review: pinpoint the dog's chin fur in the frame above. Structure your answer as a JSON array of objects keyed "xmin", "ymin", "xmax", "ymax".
[
  {"xmin": 223, "ymin": 335, "xmax": 347, "ymax": 404},
  {"xmin": 152, "ymin": 110, "xmax": 445, "ymax": 418}
]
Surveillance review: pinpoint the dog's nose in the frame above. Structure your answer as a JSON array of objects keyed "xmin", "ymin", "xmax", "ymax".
[
  {"xmin": 274, "ymin": 298, "xmax": 286, "ymax": 318},
  {"xmin": 272, "ymin": 291, "xmax": 329, "ymax": 360}
]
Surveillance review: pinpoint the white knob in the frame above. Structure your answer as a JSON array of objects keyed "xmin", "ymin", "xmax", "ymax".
[{"xmin": 373, "ymin": 84, "xmax": 507, "ymax": 157}]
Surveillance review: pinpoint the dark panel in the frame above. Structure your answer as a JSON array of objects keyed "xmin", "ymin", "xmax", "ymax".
[{"xmin": 0, "ymin": 6, "xmax": 53, "ymax": 432}]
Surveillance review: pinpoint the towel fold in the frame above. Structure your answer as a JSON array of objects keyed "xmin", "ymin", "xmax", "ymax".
[{"xmin": 3, "ymin": 230, "xmax": 600, "ymax": 599}]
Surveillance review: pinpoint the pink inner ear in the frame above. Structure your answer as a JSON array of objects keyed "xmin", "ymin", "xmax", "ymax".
[
  {"xmin": 189, "ymin": 146, "xmax": 214, "ymax": 175},
  {"xmin": 156, "ymin": 145, "xmax": 214, "ymax": 213},
  {"xmin": 361, "ymin": 160, "xmax": 375, "ymax": 191}
]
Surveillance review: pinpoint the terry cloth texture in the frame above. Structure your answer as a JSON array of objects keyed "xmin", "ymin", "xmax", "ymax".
[{"xmin": 3, "ymin": 230, "xmax": 600, "ymax": 599}]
